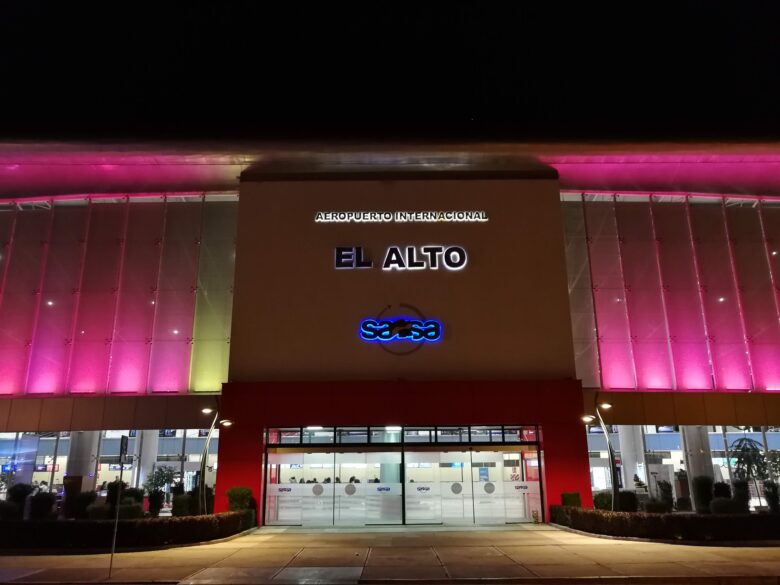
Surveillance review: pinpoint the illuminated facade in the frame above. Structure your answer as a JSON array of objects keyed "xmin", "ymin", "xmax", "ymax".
[{"xmin": 2, "ymin": 143, "xmax": 780, "ymax": 525}]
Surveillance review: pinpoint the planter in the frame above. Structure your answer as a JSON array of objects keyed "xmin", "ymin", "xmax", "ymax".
[
  {"xmin": 551, "ymin": 505, "xmax": 780, "ymax": 541},
  {"xmin": 0, "ymin": 510, "xmax": 255, "ymax": 550}
]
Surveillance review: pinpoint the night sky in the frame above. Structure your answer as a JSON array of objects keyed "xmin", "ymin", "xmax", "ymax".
[{"xmin": 2, "ymin": 3, "xmax": 780, "ymax": 141}]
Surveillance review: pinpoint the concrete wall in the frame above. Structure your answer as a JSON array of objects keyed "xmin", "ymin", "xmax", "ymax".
[{"xmin": 231, "ymin": 177, "xmax": 575, "ymax": 381}]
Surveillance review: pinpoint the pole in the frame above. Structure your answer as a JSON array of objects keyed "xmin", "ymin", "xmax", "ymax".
[
  {"xmin": 49, "ymin": 433, "xmax": 60, "ymax": 492},
  {"xmin": 200, "ymin": 412, "xmax": 219, "ymax": 514},
  {"xmin": 109, "ymin": 435, "xmax": 128, "ymax": 579},
  {"xmin": 595, "ymin": 408, "xmax": 620, "ymax": 511},
  {"xmin": 108, "ymin": 462, "xmax": 124, "ymax": 578},
  {"xmin": 722, "ymin": 427, "xmax": 733, "ymax": 481}
]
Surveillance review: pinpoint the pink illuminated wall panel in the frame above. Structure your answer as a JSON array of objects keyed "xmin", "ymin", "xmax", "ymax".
[
  {"xmin": 107, "ymin": 199, "xmax": 165, "ymax": 393},
  {"xmin": 561, "ymin": 197, "xmax": 600, "ymax": 388},
  {"xmin": 725, "ymin": 202, "xmax": 780, "ymax": 390},
  {"xmin": 680, "ymin": 202, "xmax": 751, "ymax": 389},
  {"xmin": 147, "ymin": 200, "xmax": 203, "ymax": 392},
  {"xmin": 0, "ymin": 209, "xmax": 51, "ymax": 394},
  {"xmin": 613, "ymin": 198, "xmax": 674, "ymax": 389},
  {"xmin": 583, "ymin": 196, "xmax": 636, "ymax": 389},
  {"xmin": 26, "ymin": 204, "xmax": 89, "ymax": 393},
  {"xmin": 67, "ymin": 202, "xmax": 127, "ymax": 393},
  {"xmin": 650, "ymin": 199, "xmax": 712, "ymax": 390}
]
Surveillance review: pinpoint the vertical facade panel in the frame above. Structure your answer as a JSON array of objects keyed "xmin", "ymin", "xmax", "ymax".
[
  {"xmin": 583, "ymin": 197, "xmax": 636, "ymax": 389},
  {"xmin": 67, "ymin": 202, "xmax": 127, "ymax": 393},
  {"xmin": 688, "ymin": 202, "xmax": 752, "ymax": 390},
  {"xmin": 26, "ymin": 203, "xmax": 89, "ymax": 393},
  {"xmin": 190, "ymin": 200, "xmax": 238, "ymax": 392},
  {"xmin": 561, "ymin": 198, "xmax": 600, "ymax": 388},
  {"xmin": 614, "ymin": 198, "xmax": 674, "ymax": 389},
  {"xmin": 725, "ymin": 201, "xmax": 780, "ymax": 390},
  {"xmin": 651, "ymin": 200, "xmax": 712, "ymax": 390},
  {"xmin": 147, "ymin": 200, "xmax": 203, "ymax": 392},
  {"xmin": 0, "ymin": 209, "xmax": 51, "ymax": 395},
  {"xmin": 107, "ymin": 199, "xmax": 166, "ymax": 393}
]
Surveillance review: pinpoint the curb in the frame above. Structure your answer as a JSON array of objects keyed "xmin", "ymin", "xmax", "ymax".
[
  {"xmin": 551, "ymin": 522, "xmax": 780, "ymax": 547},
  {"xmin": 0, "ymin": 526, "xmax": 258, "ymax": 557}
]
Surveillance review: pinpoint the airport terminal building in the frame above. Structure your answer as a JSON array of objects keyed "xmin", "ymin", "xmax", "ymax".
[{"xmin": 2, "ymin": 142, "xmax": 780, "ymax": 526}]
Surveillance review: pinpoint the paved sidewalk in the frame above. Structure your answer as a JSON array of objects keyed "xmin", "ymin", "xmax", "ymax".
[{"xmin": 0, "ymin": 525, "xmax": 779, "ymax": 583}]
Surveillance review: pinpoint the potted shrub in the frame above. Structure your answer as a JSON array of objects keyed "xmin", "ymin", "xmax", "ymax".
[
  {"xmin": 692, "ymin": 475, "xmax": 714, "ymax": 514},
  {"xmin": 143, "ymin": 465, "xmax": 177, "ymax": 517},
  {"xmin": 227, "ymin": 486, "xmax": 254, "ymax": 511},
  {"xmin": 732, "ymin": 479, "xmax": 751, "ymax": 513},
  {"xmin": 731, "ymin": 437, "xmax": 768, "ymax": 508},
  {"xmin": 713, "ymin": 481, "xmax": 731, "ymax": 499},
  {"xmin": 763, "ymin": 480, "xmax": 779, "ymax": 514}
]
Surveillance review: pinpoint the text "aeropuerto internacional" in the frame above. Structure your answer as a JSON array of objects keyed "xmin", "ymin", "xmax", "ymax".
[{"xmin": 314, "ymin": 211, "xmax": 489, "ymax": 223}]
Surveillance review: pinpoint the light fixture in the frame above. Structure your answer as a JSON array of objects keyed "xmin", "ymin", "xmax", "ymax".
[
  {"xmin": 306, "ymin": 425, "xmax": 323, "ymax": 431},
  {"xmin": 718, "ymin": 297, "xmax": 726, "ymax": 302},
  {"xmin": 385, "ymin": 425, "xmax": 402, "ymax": 432},
  {"xmin": 46, "ymin": 300, "xmax": 54, "ymax": 306},
  {"xmin": 219, "ymin": 419, "xmax": 233, "ymax": 427},
  {"xmin": 773, "ymin": 251, "xmax": 778, "ymax": 256},
  {"xmin": 599, "ymin": 402, "xmax": 612, "ymax": 410},
  {"xmin": 581, "ymin": 415, "xmax": 595, "ymax": 423},
  {"xmin": 172, "ymin": 329, "xmax": 179, "ymax": 335},
  {"xmin": 201, "ymin": 408, "xmax": 214, "ymax": 415}
]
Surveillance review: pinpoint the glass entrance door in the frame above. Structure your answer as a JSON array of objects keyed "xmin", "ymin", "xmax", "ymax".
[
  {"xmin": 265, "ymin": 449, "xmax": 402, "ymax": 526},
  {"xmin": 404, "ymin": 447, "xmax": 542, "ymax": 525}
]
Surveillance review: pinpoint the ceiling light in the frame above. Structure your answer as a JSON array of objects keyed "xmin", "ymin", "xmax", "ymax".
[
  {"xmin": 581, "ymin": 415, "xmax": 595, "ymax": 423},
  {"xmin": 201, "ymin": 408, "xmax": 214, "ymax": 415}
]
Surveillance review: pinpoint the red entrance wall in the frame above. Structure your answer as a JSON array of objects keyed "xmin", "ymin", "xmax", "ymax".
[{"xmin": 215, "ymin": 380, "xmax": 593, "ymax": 522}]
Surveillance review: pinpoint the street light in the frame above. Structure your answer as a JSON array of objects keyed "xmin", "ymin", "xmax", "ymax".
[
  {"xmin": 583, "ymin": 401, "xmax": 619, "ymax": 511},
  {"xmin": 199, "ymin": 407, "xmax": 221, "ymax": 515}
]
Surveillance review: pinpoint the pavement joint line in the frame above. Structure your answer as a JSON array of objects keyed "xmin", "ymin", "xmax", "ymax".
[{"xmin": 430, "ymin": 546, "xmax": 451, "ymax": 580}]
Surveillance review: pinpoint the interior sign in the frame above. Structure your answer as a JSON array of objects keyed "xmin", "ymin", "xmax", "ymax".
[
  {"xmin": 359, "ymin": 317, "xmax": 442, "ymax": 342},
  {"xmin": 335, "ymin": 246, "xmax": 467, "ymax": 271},
  {"xmin": 316, "ymin": 210, "xmax": 488, "ymax": 223}
]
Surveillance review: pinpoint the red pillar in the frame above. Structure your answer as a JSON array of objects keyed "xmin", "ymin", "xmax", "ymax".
[
  {"xmin": 540, "ymin": 419, "xmax": 593, "ymax": 516},
  {"xmin": 214, "ymin": 423, "xmax": 264, "ymax": 522}
]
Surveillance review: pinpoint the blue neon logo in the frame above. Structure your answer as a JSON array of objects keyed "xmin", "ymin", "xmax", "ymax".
[{"xmin": 359, "ymin": 317, "xmax": 442, "ymax": 342}]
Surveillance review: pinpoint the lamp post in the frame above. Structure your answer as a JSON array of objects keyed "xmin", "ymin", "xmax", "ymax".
[
  {"xmin": 583, "ymin": 402, "xmax": 618, "ymax": 511},
  {"xmin": 199, "ymin": 408, "xmax": 232, "ymax": 515}
]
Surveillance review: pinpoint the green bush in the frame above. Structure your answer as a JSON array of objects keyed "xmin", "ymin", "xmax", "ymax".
[
  {"xmin": 644, "ymin": 498, "xmax": 671, "ymax": 513},
  {"xmin": 0, "ymin": 510, "xmax": 254, "ymax": 550},
  {"xmin": 227, "ymin": 486, "xmax": 253, "ymax": 511},
  {"xmin": 118, "ymin": 504, "xmax": 144, "ymax": 519},
  {"xmin": 593, "ymin": 491, "xmax": 612, "ymax": 510},
  {"xmin": 550, "ymin": 505, "xmax": 780, "ymax": 541},
  {"xmin": 29, "ymin": 492, "xmax": 56, "ymax": 520},
  {"xmin": 7, "ymin": 483, "xmax": 33, "ymax": 508},
  {"xmin": 732, "ymin": 480, "xmax": 750, "ymax": 513},
  {"xmin": 147, "ymin": 490, "xmax": 165, "ymax": 517},
  {"xmin": 64, "ymin": 491, "xmax": 96, "ymax": 520},
  {"xmin": 186, "ymin": 486, "xmax": 214, "ymax": 515},
  {"xmin": 692, "ymin": 476, "xmax": 714, "ymax": 514},
  {"xmin": 172, "ymin": 494, "xmax": 191, "ymax": 517},
  {"xmin": 713, "ymin": 481, "xmax": 731, "ymax": 499},
  {"xmin": 0, "ymin": 500, "xmax": 20, "ymax": 520},
  {"xmin": 763, "ymin": 481, "xmax": 779, "ymax": 514},
  {"xmin": 617, "ymin": 491, "xmax": 638, "ymax": 512},
  {"xmin": 123, "ymin": 488, "xmax": 144, "ymax": 504},
  {"xmin": 561, "ymin": 492, "xmax": 581, "ymax": 507},
  {"xmin": 656, "ymin": 479, "xmax": 674, "ymax": 509},
  {"xmin": 86, "ymin": 503, "xmax": 110, "ymax": 520},
  {"xmin": 676, "ymin": 496, "xmax": 692, "ymax": 511},
  {"xmin": 710, "ymin": 497, "xmax": 745, "ymax": 514},
  {"xmin": 106, "ymin": 480, "xmax": 128, "ymax": 509}
]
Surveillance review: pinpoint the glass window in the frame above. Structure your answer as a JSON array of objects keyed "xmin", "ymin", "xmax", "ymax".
[
  {"xmin": 336, "ymin": 427, "xmax": 368, "ymax": 444},
  {"xmin": 267, "ymin": 428, "xmax": 301, "ymax": 445},
  {"xmin": 369, "ymin": 426, "xmax": 402, "ymax": 443},
  {"xmin": 403, "ymin": 427, "xmax": 433, "ymax": 443},
  {"xmin": 302, "ymin": 426, "xmax": 334, "ymax": 444},
  {"xmin": 503, "ymin": 426, "xmax": 537, "ymax": 442},
  {"xmin": 436, "ymin": 427, "xmax": 468, "ymax": 442},
  {"xmin": 470, "ymin": 426, "xmax": 502, "ymax": 442}
]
